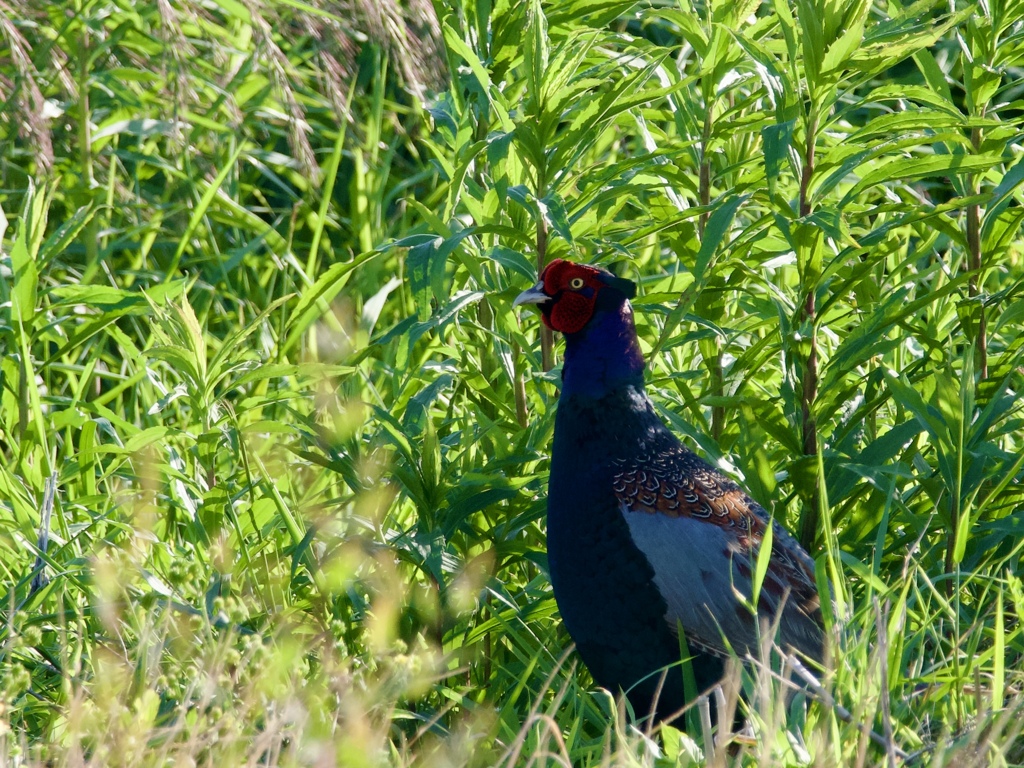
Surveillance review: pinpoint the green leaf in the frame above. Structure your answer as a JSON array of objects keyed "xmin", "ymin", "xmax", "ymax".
[
  {"xmin": 695, "ymin": 194, "xmax": 746, "ymax": 276},
  {"xmin": 407, "ymin": 237, "xmax": 443, "ymax": 321},
  {"xmin": 762, "ymin": 119, "xmax": 795, "ymax": 192},
  {"xmin": 168, "ymin": 143, "xmax": 244, "ymax": 275},
  {"xmin": 38, "ymin": 203, "xmax": 96, "ymax": 267},
  {"xmin": 981, "ymin": 154, "xmax": 1024, "ymax": 243},
  {"xmin": 538, "ymin": 193, "xmax": 574, "ymax": 246},
  {"xmin": 525, "ymin": 0, "xmax": 549, "ymax": 108},
  {"xmin": 912, "ymin": 48, "xmax": 953, "ymax": 103},
  {"xmin": 840, "ymin": 154, "xmax": 1002, "ymax": 208},
  {"xmin": 750, "ymin": 518, "xmax": 774, "ymax": 615},
  {"xmin": 793, "ymin": 0, "xmax": 825, "ymax": 85},
  {"xmin": 820, "ymin": 0, "xmax": 870, "ymax": 75},
  {"xmin": 282, "ymin": 249, "xmax": 382, "ymax": 354},
  {"xmin": 10, "ymin": 180, "xmax": 45, "ymax": 325}
]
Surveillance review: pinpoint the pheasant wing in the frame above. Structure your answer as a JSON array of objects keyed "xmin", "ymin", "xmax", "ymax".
[{"xmin": 612, "ymin": 444, "xmax": 824, "ymax": 662}]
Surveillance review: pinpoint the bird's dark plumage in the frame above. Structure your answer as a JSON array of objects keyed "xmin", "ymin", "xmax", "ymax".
[{"xmin": 515, "ymin": 259, "xmax": 824, "ymax": 723}]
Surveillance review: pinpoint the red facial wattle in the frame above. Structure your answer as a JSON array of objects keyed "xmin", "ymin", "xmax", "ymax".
[
  {"xmin": 537, "ymin": 259, "xmax": 603, "ymax": 335},
  {"xmin": 547, "ymin": 291, "xmax": 595, "ymax": 334}
]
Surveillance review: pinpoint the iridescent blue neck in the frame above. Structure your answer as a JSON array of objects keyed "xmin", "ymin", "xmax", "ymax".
[{"xmin": 560, "ymin": 301, "xmax": 646, "ymax": 399}]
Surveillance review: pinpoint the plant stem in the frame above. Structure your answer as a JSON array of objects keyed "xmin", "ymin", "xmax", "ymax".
[
  {"xmin": 699, "ymin": 108, "xmax": 724, "ymax": 441},
  {"xmin": 699, "ymin": 111, "xmax": 711, "ymax": 236},
  {"xmin": 538, "ymin": 214, "xmax": 553, "ymax": 372},
  {"xmin": 513, "ymin": 341, "xmax": 529, "ymax": 428},
  {"xmin": 798, "ymin": 112, "xmax": 820, "ymax": 550},
  {"xmin": 799, "ymin": 115, "xmax": 816, "ymax": 218},
  {"xmin": 78, "ymin": 13, "xmax": 99, "ymax": 278},
  {"xmin": 967, "ymin": 126, "xmax": 987, "ymax": 379}
]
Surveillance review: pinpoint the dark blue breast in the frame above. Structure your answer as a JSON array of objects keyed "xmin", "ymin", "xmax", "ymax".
[{"xmin": 546, "ymin": 387, "xmax": 724, "ymax": 721}]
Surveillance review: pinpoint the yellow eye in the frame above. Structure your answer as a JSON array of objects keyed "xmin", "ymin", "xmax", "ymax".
[{"xmin": 569, "ymin": 277, "xmax": 585, "ymax": 290}]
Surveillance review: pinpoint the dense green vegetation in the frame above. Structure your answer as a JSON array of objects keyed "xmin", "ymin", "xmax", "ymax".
[{"xmin": 2, "ymin": 0, "xmax": 1024, "ymax": 764}]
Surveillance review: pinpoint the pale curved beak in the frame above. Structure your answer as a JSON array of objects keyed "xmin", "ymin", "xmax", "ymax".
[{"xmin": 513, "ymin": 281, "xmax": 549, "ymax": 307}]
